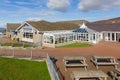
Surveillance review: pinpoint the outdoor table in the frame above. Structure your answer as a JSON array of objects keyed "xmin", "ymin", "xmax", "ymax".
[
  {"xmin": 91, "ymin": 56, "xmax": 119, "ymax": 69},
  {"xmin": 71, "ymin": 70, "xmax": 108, "ymax": 80},
  {"xmin": 63, "ymin": 56, "xmax": 87, "ymax": 71}
]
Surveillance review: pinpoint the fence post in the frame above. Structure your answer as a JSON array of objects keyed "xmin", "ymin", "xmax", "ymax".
[
  {"xmin": 13, "ymin": 47, "xmax": 15, "ymax": 57},
  {"xmin": 30, "ymin": 48, "xmax": 33, "ymax": 59}
]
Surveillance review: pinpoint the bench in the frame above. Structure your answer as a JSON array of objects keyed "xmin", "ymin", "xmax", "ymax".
[
  {"xmin": 63, "ymin": 56, "xmax": 87, "ymax": 71},
  {"xmin": 71, "ymin": 70, "xmax": 108, "ymax": 80},
  {"xmin": 109, "ymin": 68, "xmax": 120, "ymax": 80},
  {"xmin": 91, "ymin": 56, "xmax": 119, "ymax": 69}
]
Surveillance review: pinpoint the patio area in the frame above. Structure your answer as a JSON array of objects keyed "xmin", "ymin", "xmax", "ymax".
[{"xmin": 0, "ymin": 41, "xmax": 120, "ymax": 80}]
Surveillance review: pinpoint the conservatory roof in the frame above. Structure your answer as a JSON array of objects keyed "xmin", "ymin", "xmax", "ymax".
[
  {"xmin": 73, "ymin": 23, "xmax": 97, "ymax": 33},
  {"xmin": 44, "ymin": 30, "xmax": 74, "ymax": 35},
  {"xmin": 73, "ymin": 28, "xmax": 88, "ymax": 33}
]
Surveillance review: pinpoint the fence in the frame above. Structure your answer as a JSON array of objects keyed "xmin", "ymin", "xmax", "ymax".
[
  {"xmin": 46, "ymin": 54, "xmax": 60, "ymax": 80},
  {"xmin": 54, "ymin": 63, "xmax": 65, "ymax": 80},
  {"xmin": 0, "ymin": 47, "xmax": 44, "ymax": 60},
  {"xmin": 0, "ymin": 47, "xmax": 64, "ymax": 80}
]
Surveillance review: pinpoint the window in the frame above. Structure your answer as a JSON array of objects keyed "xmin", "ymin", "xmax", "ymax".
[
  {"xmin": 112, "ymin": 33, "xmax": 114, "ymax": 41},
  {"xmin": 22, "ymin": 26, "xmax": 33, "ymax": 39},
  {"xmin": 35, "ymin": 31, "xmax": 37, "ymax": 34},
  {"xmin": 93, "ymin": 34, "xmax": 96, "ymax": 40},
  {"xmin": 23, "ymin": 32, "xmax": 33, "ymax": 39},
  {"xmin": 108, "ymin": 33, "xmax": 110, "ymax": 40},
  {"xmin": 50, "ymin": 36, "xmax": 53, "ymax": 44},
  {"xmin": 43, "ymin": 36, "xmax": 54, "ymax": 44}
]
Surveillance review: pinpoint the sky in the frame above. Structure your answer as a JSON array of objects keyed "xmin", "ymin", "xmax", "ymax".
[{"xmin": 0, "ymin": 0, "xmax": 120, "ymax": 28}]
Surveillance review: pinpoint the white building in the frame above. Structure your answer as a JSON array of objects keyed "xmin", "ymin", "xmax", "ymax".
[
  {"xmin": 43, "ymin": 23, "xmax": 101, "ymax": 47},
  {"xmin": 6, "ymin": 20, "xmax": 120, "ymax": 48}
]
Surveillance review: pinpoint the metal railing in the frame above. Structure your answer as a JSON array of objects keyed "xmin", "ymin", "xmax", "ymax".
[
  {"xmin": 46, "ymin": 54, "xmax": 60, "ymax": 80},
  {"xmin": 0, "ymin": 47, "xmax": 43, "ymax": 60}
]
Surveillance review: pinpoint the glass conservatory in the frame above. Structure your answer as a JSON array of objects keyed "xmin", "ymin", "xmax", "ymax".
[
  {"xmin": 43, "ymin": 31, "xmax": 75, "ymax": 47},
  {"xmin": 42, "ymin": 24, "xmax": 101, "ymax": 47}
]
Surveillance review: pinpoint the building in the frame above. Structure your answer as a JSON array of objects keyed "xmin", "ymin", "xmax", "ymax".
[
  {"xmin": 6, "ymin": 23, "xmax": 21, "ymax": 40},
  {"xmin": 43, "ymin": 23, "xmax": 101, "ymax": 47},
  {"xmin": 6, "ymin": 20, "xmax": 120, "ymax": 47},
  {"xmin": 14, "ymin": 20, "xmax": 80, "ymax": 46},
  {"xmin": 87, "ymin": 23, "xmax": 120, "ymax": 42}
]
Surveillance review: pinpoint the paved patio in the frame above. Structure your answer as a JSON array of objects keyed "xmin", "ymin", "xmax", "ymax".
[{"xmin": 0, "ymin": 41, "xmax": 120, "ymax": 80}]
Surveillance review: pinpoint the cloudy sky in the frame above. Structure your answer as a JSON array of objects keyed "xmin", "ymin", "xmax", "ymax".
[{"xmin": 0, "ymin": 0, "xmax": 120, "ymax": 28}]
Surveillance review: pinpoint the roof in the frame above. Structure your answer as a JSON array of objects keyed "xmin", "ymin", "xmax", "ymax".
[
  {"xmin": 26, "ymin": 20, "xmax": 80, "ymax": 31},
  {"xmin": 7, "ymin": 23, "xmax": 21, "ymax": 32},
  {"xmin": 15, "ymin": 20, "xmax": 120, "ymax": 32},
  {"xmin": 44, "ymin": 30, "xmax": 73, "ymax": 35},
  {"xmin": 87, "ymin": 23, "xmax": 120, "ymax": 32},
  {"xmin": 73, "ymin": 23, "xmax": 97, "ymax": 33}
]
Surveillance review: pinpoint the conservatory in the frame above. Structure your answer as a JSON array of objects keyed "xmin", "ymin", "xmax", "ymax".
[
  {"xmin": 43, "ymin": 31, "xmax": 75, "ymax": 47},
  {"xmin": 42, "ymin": 23, "xmax": 101, "ymax": 47}
]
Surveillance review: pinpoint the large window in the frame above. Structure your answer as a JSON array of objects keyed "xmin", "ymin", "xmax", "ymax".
[
  {"xmin": 23, "ymin": 32, "xmax": 33, "ymax": 39},
  {"xmin": 54, "ymin": 34, "xmax": 74, "ymax": 44},
  {"xmin": 77, "ymin": 33, "xmax": 88, "ymax": 41},
  {"xmin": 44, "ymin": 36, "xmax": 54, "ymax": 44},
  {"xmin": 22, "ymin": 25, "xmax": 33, "ymax": 39}
]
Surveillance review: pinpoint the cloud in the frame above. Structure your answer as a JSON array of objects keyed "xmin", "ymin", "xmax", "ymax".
[
  {"xmin": 78, "ymin": 0, "xmax": 120, "ymax": 11},
  {"xmin": 15, "ymin": 1, "xmax": 33, "ymax": 5},
  {"xmin": 39, "ymin": 10, "xmax": 54, "ymax": 16},
  {"xmin": 47, "ymin": 0, "xmax": 70, "ymax": 12},
  {"xmin": 26, "ymin": 18, "xmax": 43, "ymax": 21}
]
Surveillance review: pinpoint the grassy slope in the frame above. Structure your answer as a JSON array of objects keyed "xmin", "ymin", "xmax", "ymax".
[
  {"xmin": 0, "ymin": 57, "xmax": 51, "ymax": 80},
  {"xmin": 59, "ymin": 42, "xmax": 93, "ymax": 48}
]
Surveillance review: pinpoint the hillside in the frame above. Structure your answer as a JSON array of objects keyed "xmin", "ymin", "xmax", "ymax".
[
  {"xmin": 57, "ymin": 20, "xmax": 88, "ymax": 25},
  {"xmin": 93, "ymin": 17, "xmax": 120, "ymax": 24}
]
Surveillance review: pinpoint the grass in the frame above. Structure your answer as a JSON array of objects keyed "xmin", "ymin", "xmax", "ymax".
[
  {"xmin": 59, "ymin": 42, "xmax": 93, "ymax": 48},
  {"xmin": 1, "ymin": 42, "xmax": 33, "ymax": 48},
  {"xmin": 0, "ymin": 57, "xmax": 51, "ymax": 80}
]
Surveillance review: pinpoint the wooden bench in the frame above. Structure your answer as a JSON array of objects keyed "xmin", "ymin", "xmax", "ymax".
[
  {"xmin": 63, "ymin": 56, "xmax": 87, "ymax": 71},
  {"xmin": 71, "ymin": 70, "xmax": 108, "ymax": 80},
  {"xmin": 91, "ymin": 56, "xmax": 119, "ymax": 69},
  {"xmin": 110, "ymin": 68, "xmax": 120, "ymax": 80}
]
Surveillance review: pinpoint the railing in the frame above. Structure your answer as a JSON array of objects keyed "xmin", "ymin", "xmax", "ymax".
[
  {"xmin": 46, "ymin": 54, "xmax": 60, "ymax": 80},
  {"xmin": 54, "ymin": 63, "xmax": 65, "ymax": 80},
  {"xmin": 0, "ymin": 48, "xmax": 64, "ymax": 80},
  {"xmin": 0, "ymin": 47, "xmax": 43, "ymax": 60}
]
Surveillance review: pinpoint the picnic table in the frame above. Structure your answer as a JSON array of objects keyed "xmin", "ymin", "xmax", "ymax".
[
  {"xmin": 71, "ymin": 70, "xmax": 108, "ymax": 80},
  {"xmin": 110, "ymin": 68, "xmax": 120, "ymax": 80},
  {"xmin": 91, "ymin": 56, "xmax": 119, "ymax": 69},
  {"xmin": 63, "ymin": 56, "xmax": 87, "ymax": 71}
]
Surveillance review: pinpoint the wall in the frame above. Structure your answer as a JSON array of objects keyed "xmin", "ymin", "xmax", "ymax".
[
  {"xmin": 33, "ymin": 31, "xmax": 43, "ymax": 43},
  {"xmin": 17, "ymin": 29, "xmax": 23, "ymax": 41},
  {"xmin": 6, "ymin": 31, "xmax": 14, "ymax": 38},
  {"xmin": 103, "ymin": 31, "xmax": 120, "ymax": 42},
  {"xmin": 16, "ymin": 24, "xmax": 43, "ymax": 44}
]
